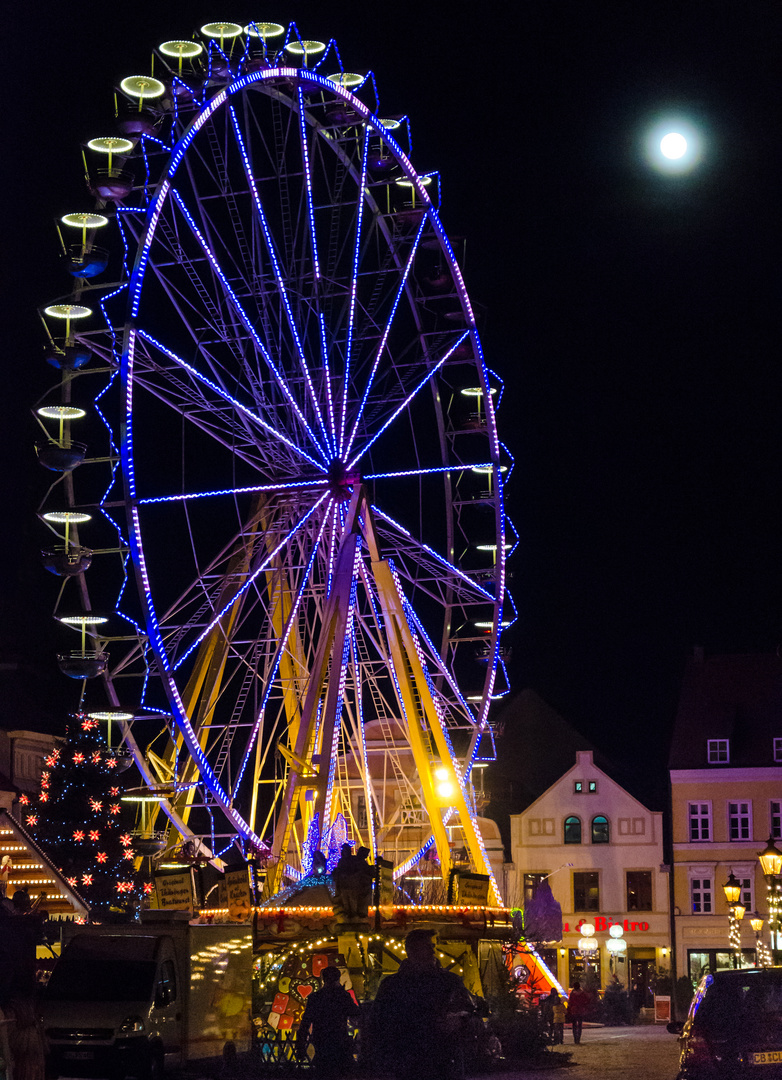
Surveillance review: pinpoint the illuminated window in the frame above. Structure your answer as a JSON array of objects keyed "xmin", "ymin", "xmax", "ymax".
[
  {"xmin": 728, "ymin": 801, "xmax": 752, "ymax": 842},
  {"xmin": 691, "ymin": 877, "xmax": 712, "ymax": 914},
  {"xmin": 626, "ymin": 871, "xmax": 653, "ymax": 911},
  {"xmin": 523, "ymin": 873, "xmax": 549, "ymax": 905},
  {"xmin": 573, "ymin": 871, "xmax": 599, "ymax": 911},
  {"xmin": 564, "ymin": 816, "xmax": 582, "ymax": 844},
  {"xmin": 591, "ymin": 816, "xmax": 609, "ymax": 844},
  {"xmin": 771, "ymin": 800, "xmax": 782, "ymax": 840},
  {"xmin": 774, "ymin": 738, "xmax": 782, "ymax": 763},
  {"xmin": 588, "ymin": 780, "xmax": 597, "ymax": 793},
  {"xmin": 574, "ymin": 781, "xmax": 583, "ymax": 794},
  {"xmin": 689, "ymin": 802, "xmax": 711, "ymax": 842},
  {"xmin": 707, "ymin": 739, "xmax": 729, "ymax": 764}
]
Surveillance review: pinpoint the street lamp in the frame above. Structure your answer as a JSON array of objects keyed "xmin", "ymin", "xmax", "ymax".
[
  {"xmin": 757, "ymin": 836, "xmax": 782, "ymax": 963},
  {"xmin": 577, "ymin": 922, "xmax": 599, "ymax": 971},
  {"xmin": 723, "ymin": 872, "xmax": 745, "ymax": 968},
  {"xmin": 606, "ymin": 923, "xmax": 627, "ymax": 979},
  {"xmin": 748, "ymin": 913, "xmax": 772, "ymax": 967}
]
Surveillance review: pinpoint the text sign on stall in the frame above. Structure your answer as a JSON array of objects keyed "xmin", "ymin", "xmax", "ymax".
[
  {"xmin": 456, "ymin": 872, "xmax": 490, "ymax": 906},
  {"xmin": 154, "ymin": 870, "xmax": 195, "ymax": 913},
  {"xmin": 226, "ymin": 866, "xmax": 253, "ymax": 921}
]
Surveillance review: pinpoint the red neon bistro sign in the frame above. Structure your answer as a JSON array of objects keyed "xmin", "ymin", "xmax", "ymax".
[{"xmin": 563, "ymin": 916, "xmax": 650, "ymax": 933}]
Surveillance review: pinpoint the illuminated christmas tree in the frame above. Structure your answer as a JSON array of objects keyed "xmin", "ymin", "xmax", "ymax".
[{"xmin": 24, "ymin": 712, "xmax": 150, "ymax": 918}]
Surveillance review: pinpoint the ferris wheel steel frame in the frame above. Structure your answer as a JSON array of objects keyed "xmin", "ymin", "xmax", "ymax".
[{"xmin": 37, "ymin": 30, "xmax": 513, "ymax": 902}]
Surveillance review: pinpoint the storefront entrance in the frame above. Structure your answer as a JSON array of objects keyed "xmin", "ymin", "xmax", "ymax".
[
  {"xmin": 629, "ymin": 957, "xmax": 655, "ymax": 1009},
  {"xmin": 568, "ymin": 948, "xmax": 601, "ymax": 987}
]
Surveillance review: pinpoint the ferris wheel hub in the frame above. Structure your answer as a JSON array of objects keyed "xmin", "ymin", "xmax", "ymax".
[{"xmin": 326, "ymin": 460, "xmax": 360, "ymax": 502}]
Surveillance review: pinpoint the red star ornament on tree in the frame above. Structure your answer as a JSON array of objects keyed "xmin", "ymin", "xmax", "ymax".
[
  {"xmin": 73, "ymin": 752, "xmax": 84, "ymax": 764},
  {"xmin": 109, "ymin": 804, "xmax": 121, "ymax": 815},
  {"xmin": 73, "ymin": 830, "xmax": 85, "ymax": 842},
  {"xmin": 96, "ymin": 851, "xmax": 108, "ymax": 864},
  {"xmin": 89, "ymin": 830, "xmax": 100, "ymax": 842},
  {"xmin": 120, "ymin": 833, "xmax": 132, "ymax": 847},
  {"xmin": 89, "ymin": 798, "xmax": 103, "ymax": 812}
]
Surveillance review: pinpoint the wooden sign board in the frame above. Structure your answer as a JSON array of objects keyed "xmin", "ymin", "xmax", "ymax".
[
  {"xmin": 377, "ymin": 857, "xmax": 394, "ymax": 904},
  {"xmin": 455, "ymin": 872, "xmax": 490, "ymax": 906},
  {"xmin": 154, "ymin": 870, "xmax": 195, "ymax": 913},
  {"xmin": 226, "ymin": 866, "xmax": 253, "ymax": 921}
]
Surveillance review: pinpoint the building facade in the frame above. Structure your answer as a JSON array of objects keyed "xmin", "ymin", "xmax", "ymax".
[
  {"xmin": 510, "ymin": 750, "xmax": 669, "ymax": 996},
  {"xmin": 0, "ymin": 729, "xmax": 63, "ymax": 801},
  {"xmin": 670, "ymin": 652, "xmax": 782, "ymax": 982}
]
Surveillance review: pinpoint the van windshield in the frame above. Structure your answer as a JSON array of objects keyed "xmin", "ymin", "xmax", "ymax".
[{"xmin": 46, "ymin": 957, "xmax": 157, "ymax": 1002}]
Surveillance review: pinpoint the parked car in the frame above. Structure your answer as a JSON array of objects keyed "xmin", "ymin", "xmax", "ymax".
[{"xmin": 667, "ymin": 967, "xmax": 782, "ymax": 1077}]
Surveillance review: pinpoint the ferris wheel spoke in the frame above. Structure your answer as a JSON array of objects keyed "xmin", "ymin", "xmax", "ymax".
[
  {"xmin": 136, "ymin": 329, "xmax": 327, "ymax": 473},
  {"xmin": 344, "ymin": 215, "xmax": 427, "ymax": 461},
  {"xmin": 338, "ymin": 125, "xmax": 371, "ymax": 457},
  {"xmin": 172, "ymin": 491, "xmax": 330, "ymax": 671},
  {"xmin": 230, "ymin": 503, "xmax": 332, "ymax": 801},
  {"xmin": 228, "ymin": 102, "xmax": 333, "ymax": 456},
  {"xmin": 137, "ymin": 478, "xmax": 328, "ymax": 506},
  {"xmin": 347, "ymin": 330, "xmax": 470, "ymax": 470},
  {"xmin": 169, "ymin": 188, "xmax": 330, "ymax": 463},
  {"xmin": 371, "ymin": 505, "xmax": 495, "ymax": 603}
]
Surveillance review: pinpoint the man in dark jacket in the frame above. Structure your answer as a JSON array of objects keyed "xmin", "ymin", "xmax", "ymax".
[
  {"xmin": 369, "ymin": 928, "xmax": 475, "ymax": 1080},
  {"xmin": 298, "ymin": 965, "xmax": 359, "ymax": 1075}
]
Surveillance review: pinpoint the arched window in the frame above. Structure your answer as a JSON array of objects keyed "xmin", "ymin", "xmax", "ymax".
[
  {"xmin": 564, "ymin": 816, "xmax": 582, "ymax": 844},
  {"xmin": 591, "ymin": 815, "xmax": 609, "ymax": 844}
]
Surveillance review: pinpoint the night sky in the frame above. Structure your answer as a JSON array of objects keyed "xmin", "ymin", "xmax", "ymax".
[{"xmin": 4, "ymin": 1, "xmax": 782, "ymax": 795}]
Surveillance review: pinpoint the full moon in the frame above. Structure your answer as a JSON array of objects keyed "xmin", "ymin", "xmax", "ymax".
[{"xmin": 660, "ymin": 132, "xmax": 688, "ymax": 159}]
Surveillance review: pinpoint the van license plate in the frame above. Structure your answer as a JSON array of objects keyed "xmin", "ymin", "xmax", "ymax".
[
  {"xmin": 64, "ymin": 1052, "xmax": 94, "ymax": 1060},
  {"xmin": 752, "ymin": 1051, "xmax": 782, "ymax": 1065}
]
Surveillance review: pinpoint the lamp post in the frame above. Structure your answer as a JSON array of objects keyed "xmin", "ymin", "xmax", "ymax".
[
  {"xmin": 722, "ymin": 871, "xmax": 745, "ymax": 968},
  {"xmin": 606, "ymin": 923, "xmax": 627, "ymax": 980},
  {"xmin": 749, "ymin": 913, "xmax": 772, "ymax": 967},
  {"xmin": 757, "ymin": 836, "xmax": 782, "ymax": 964},
  {"xmin": 577, "ymin": 921, "xmax": 599, "ymax": 974}
]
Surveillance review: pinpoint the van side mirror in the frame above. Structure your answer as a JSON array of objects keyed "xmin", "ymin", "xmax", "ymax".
[{"xmin": 666, "ymin": 1021, "xmax": 684, "ymax": 1035}]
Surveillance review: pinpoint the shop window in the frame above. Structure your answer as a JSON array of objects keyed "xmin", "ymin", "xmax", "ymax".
[
  {"xmin": 728, "ymin": 801, "xmax": 752, "ymax": 842},
  {"xmin": 564, "ymin": 816, "xmax": 582, "ymax": 844},
  {"xmin": 691, "ymin": 877, "xmax": 713, "ymax": 914},
  {"xmin": 523, "ymin": 873, "xmax": 549, "ymax": 905},
  {"xmin": 688, "ymin": 802, "xmax": 711, "ymax": 842},
  {"xmin": 573, "ymin": 870, "xmax": 599, "ymax": 911},
  {"xmin": 707, "ymin": 739, "xmax": 729, "ymax": 764},
  {"xmin": 626, "ymin": 870, "xmax": 653, "ymax": 911},
  {"xmin": 591, "ymin": 816, "xmax": 609, "ymax": 844}
]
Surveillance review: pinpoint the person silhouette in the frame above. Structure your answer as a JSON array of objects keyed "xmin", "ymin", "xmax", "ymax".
[
  {"xmin": 298, "ymin": 965, "xmax": 359, "ymax": 1076},
  {"xmin": 368, "ymin": 928, "xmax": 475, "ymax": 1079}
]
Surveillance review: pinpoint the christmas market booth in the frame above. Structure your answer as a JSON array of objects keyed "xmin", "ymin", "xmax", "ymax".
[{"xmin": 193, "ymin": 856, "xmax": 562, "ymax": 1067}]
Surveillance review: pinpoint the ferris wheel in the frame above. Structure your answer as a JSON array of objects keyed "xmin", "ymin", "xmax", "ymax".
[{"xmin": 36, "ymin": 21, "xmax": 513, "ymax": 903}]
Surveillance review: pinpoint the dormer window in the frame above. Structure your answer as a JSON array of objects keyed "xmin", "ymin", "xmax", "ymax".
[{"xmin": 707, "ymin": 739, "xmax": 729, "ymax": 764}]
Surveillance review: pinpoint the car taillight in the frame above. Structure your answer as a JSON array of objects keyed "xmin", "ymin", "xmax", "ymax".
[{"xmin": 685, "ymin": 1035, "xmax": 714, "ymax": 1064}]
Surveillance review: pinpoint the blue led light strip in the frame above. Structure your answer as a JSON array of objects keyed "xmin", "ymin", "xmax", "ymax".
[
  {"xmin": 228, "ymin": 104, "xmax": 332, "ymax": 457},
  {"xmin": 338, "ymin": 124, "xmax": 370, "ymax": 457},
  {"xmin": 364, "ymin": 463, "xmax": 493, "ymax": 480},
  {"xmin": 370, "ymin": 504, "xmax": 495, "ymax": 602},
  {"xmin": 347, "ymin": 331, "xmax": 469, "ymax": 470},
  {"xmin": 320, "ymin": 312, "xmax": 336, "ymax": 457},
  {"xmin": 232, "ymin": 503, "xmax": 332, "ymax": 794},
  {"xmin": 138, "ymin": 478, "xmax": 328, "ymax": 505},
  {"xmin": 172, "ymin": 491, "xmax": 330, "ymax": 671},
  {"xmin": 344, "ymin": 215, "xmax": 427, "ymax": 461},
  {"xmin": 297, "ymin": 86, "xmax": 321, "ymax": 282},
  {"xmin": 169, "ymin": 187, "xmax": 329, "ymax": 463},
  {"xmin": 137, "ymin": 330, "xmax": 326, "ymax": 473}
]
